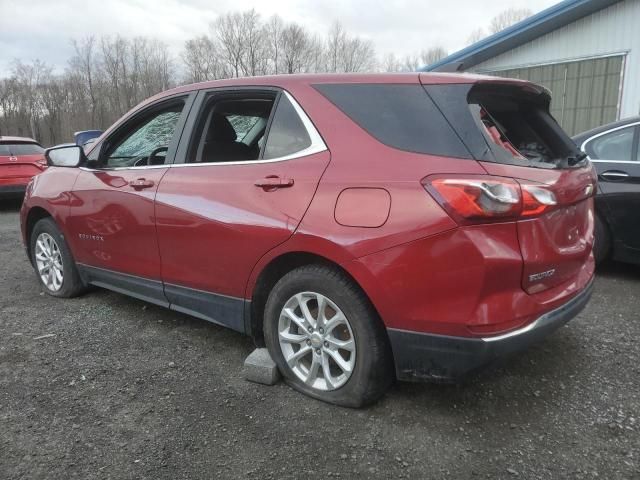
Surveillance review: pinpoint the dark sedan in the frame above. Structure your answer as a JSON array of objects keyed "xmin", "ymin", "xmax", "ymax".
[{"xmin": 574, "ymin": 116, "xmax": 640, "ymax": 265}]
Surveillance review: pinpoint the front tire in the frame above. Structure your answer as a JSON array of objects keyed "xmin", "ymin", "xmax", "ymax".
[
  {"xmin": 30, "ymin": 218, "xmax": 86, "ymax": 298},
  {"xmin": 263, "ymin": 264, "xmax": 394, "ymax": 407}
]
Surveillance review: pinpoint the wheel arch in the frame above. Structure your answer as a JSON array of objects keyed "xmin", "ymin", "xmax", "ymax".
[
  {"xmin": 24, "ymin": 206, "xmax": 54, "ymax": 262},
  {"xmin": 246, "ymin": 249, "xmax": 385, "ymax": 347}
]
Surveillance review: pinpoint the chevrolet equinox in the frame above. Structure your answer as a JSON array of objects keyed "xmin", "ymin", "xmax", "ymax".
[{"xmin": 21, "ymin": 73, "xmax": 596, "ymax": 407}]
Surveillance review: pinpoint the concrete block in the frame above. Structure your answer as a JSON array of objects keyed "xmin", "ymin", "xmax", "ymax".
[{"xmin": 244, "ymin": 348, "xmax": 280, "ymax": 385}]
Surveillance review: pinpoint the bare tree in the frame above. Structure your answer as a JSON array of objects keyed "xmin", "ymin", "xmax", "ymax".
[
  {"xmin": 183, "ymin": 36, "xmax": 226, "ymax": 82},
  {"xmin": 101, "ymin": 35, "xmax": 128, "ymax": 116},
  {"xmin": 306, "ymin": 35, "xmax": 326, "ymax": 73},
  {"xmin": 325, "ymin": 22, "xmax": 375, "ymax": 73},
  {"xmin": 466, "ymin": 28, "xmax": 486, "ymax": 45},
  {"xmin": 420, "ymin": 47, "xmax": 448, "ymax": 66},
  {"xmin": 281, "ymin": 24, "xmax": 310, "ymax": 74},
  {"xmin": 342, "ymin": 37, "xmax": 376, "ymax": 72},
  {"xmin": 39, "ymin": 72, "xmax": 67, "ymax": 145},
  {"xmin": 326, "ymin": 22, "xmax": 346, "ymax": 73},
  {"xmin": 12, "ymin": 60, "xmax": 51, "ymax": 139},
  {"xmin": 381, "ymin": 53, "xmax": 403, "ymax": 72},
  {"xmin": 69, "ymin": 37, "xmax": 99, "ymax": 126},
  {"xmin": 489, "ymin": 8, "xmax": 532, "ymax": 34},
  {"xmin": 213, "ymin": 10, "xmax": 269, "ymax": 77},
  {"xmin": 0, "ymin": 8, "xmax": 476, "ymax": 146},
  {"xmin": 214, "ymin": 12, "xmax": 245, "ymax": 78},
  {"xmin": 265, "ymin": 15, "xmax": 284, "ymax": 74},
  {"xmin": 237, "ymin": 10, "xmax": 268, "ymax": 76},
  {"xmin": 401, "ymin": 55, "xmax": 421, "ymax": 72}
]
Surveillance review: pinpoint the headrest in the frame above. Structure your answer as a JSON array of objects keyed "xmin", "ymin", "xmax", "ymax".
[{"xmin": 208, "ymin": 114, "xmax": 237, "ymax": 142}]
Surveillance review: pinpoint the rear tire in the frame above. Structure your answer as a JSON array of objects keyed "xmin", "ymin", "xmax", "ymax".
[
  {"xmin": 263, "ymin": 264, "xmax": 394, "ymax": 408},
  {"xmin": 30, "ymin": 218, "xmax": 86, "ymax": 298},
  {"xmin": 593, "ymin": 214, "xmax": 610, "ymax": 265}
]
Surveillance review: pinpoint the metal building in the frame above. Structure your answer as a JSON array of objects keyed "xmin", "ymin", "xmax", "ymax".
[{"xmin": 423, "ymin": 0, "xmax": 640, "ymax": 135}]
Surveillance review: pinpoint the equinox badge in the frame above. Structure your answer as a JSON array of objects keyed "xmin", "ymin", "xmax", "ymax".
[{"xmin": 529, "ymin": 269, "xmax": 556, "ymax": 282}]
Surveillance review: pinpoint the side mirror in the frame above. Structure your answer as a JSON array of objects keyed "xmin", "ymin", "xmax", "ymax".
[{"xmin": 45, "ymin": 145, "xmax": 86, "ymax": 168}]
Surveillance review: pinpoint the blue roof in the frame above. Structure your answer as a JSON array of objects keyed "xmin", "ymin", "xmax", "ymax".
[{"xmin": 421, "ymin": 0, "xmax": 622, "ymax": 72}]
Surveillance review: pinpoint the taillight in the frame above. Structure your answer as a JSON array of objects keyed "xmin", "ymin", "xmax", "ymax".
[
  {"xmin": 36, "ymin": 157, "xmax": 47, "ymax": 169},
  {"xmin": 423, "ymin": 175, "xmax": 557, "ymax": 225},
  {"xmin": 520, "ymin": 184, "xmax": 557, "ymax": 216}
]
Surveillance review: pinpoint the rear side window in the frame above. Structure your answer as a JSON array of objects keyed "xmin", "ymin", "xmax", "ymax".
[
  {"xmin": 0, "ymin": 142, "xmax": 44, "ymax": 155},
  {"xmin": 313, "ymin": 84, "xmax": 471, "ymax": 158},
  {"xmin": 585, "ymin": 126, "xmax": 637, "ymax": 161},
  {"xmin": 263, "ymin": 95, "xmax": 311, "ymax": 159},
  {"xmin": 187, "ymin": 94, "xmax": 276, "ymax": 164}
]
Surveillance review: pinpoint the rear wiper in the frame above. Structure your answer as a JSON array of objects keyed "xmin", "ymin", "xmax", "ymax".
[{"xmin": 567, "ymin": 152, "xmax": 588, "ymax": 166}]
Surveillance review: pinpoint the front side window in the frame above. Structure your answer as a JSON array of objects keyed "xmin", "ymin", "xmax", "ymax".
[
  {"xmin": 103, "ymin": 101, "xmax": 185, "ymax": 168},
  {"xmin": 585, "ymin": 126, "xmax": 636, "ymax": 161}
]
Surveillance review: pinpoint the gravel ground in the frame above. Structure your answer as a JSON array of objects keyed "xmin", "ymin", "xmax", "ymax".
[{"xmin": 0, "ymin": 199, "xmax": 639, "ymax": 479}]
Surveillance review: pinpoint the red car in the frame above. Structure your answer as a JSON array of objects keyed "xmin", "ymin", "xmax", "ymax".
[
  {"xmin": 0, "ymin": 136, "xmax": 46, "ymax": 198},
  {"xmin": 20, "ymin": 74, "xmax": 596, "ymax": 407}
]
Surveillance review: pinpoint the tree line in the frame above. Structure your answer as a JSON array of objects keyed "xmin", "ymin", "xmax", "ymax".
[{"xmin": 0, "ymin": 7, "xmax": 530, "ymax": 147}]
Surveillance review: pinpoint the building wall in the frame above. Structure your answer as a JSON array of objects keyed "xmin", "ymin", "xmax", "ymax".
[{"xmin": 471, "ymin": 0, "xmax": 640, "ymax": 120}]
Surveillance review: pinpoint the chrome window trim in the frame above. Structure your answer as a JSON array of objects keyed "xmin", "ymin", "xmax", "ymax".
[
  {"xmin": 580, "ymin": 121, "xmax": 640, "ymax": 163},
  {"xmin": 80, "ymin": 164, "xmax": 169, "ymax": 172},
  {"xmin": 589, "ymin": 159, "xmax": 639, "ymax": 164},
  {"xmin": 81, "ymin": 91, "xmax": 327, "ymax": 172}
]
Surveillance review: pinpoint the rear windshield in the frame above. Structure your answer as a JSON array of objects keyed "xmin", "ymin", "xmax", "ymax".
[
  {"xmin": 468, "ymin": 85, "xmax": 582, "ymax": 169},
  {"xmin": 313, "ymin": 84, "xmax": 471, "ymax": 159},
  {"xmin": 422, "ymin": 83, "xmax": 585, "ymax": 169},
  {"xmin": 0, "ymin": 142, "xmax": 44, "ymax": 156}
]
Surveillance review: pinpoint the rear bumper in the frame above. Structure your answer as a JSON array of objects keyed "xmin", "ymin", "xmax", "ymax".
[
  {"xmin": 388, "ymin": 277, "xmax": 594, "ymax": 382},
  {"xmin": 0, "ymin": 184, "xmax": 27, "ymax": 198}
]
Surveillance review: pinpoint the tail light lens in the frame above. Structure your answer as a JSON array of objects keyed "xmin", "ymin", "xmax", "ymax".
[
  {"xmin": 36, "ymin": 157, "xmax": 48, "ymax": 169},
  {"xmin": 423, "ymin": 175, "xmax": 557, "ymax": 225}
]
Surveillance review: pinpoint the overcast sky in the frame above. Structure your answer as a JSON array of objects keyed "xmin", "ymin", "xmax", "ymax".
[{"xmin": 0, "ymin": 0, "xmax": 557, "ymax": 75}]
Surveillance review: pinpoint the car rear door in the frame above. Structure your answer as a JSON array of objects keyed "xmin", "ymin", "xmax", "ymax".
[
  {"xmin": 65, "ymin": 94, "xmax": 195, "ymax": 305},
  {"xmin": 155, "ymin": 88, "xmax": 329, "ymax": 332},
  {"xmin": 582, "ymin": 122, "xmax": 640, "ymax": 252}
]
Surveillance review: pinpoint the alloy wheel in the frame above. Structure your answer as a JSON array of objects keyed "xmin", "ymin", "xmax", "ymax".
[
  {"xmin": 34, "ymin": 232, "xmax": 64, "ymax": 292},
  {"xmin": 278, "ymin": 291, "xmax": 356, "ymax": 391}
]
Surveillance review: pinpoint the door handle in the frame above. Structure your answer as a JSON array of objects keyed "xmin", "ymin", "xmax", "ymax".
[
  {"xmin": 129, "ymin": 178, "xmax": 155, "ymax": 190},
  {"xmin": 254, "ymin": 175, "xmax": 294, "ymax": 190},
  {"xmin": 600, "ymin": 170, "xmax": 629, "ymax": 181}
]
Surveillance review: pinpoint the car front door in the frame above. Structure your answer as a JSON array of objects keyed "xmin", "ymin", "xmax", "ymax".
[
  {"xmin": 154, "ymin": 88, "xmax": 330, "ymax": 331},
  {"xmin": 585, "ymin": 122, "xmax": 640, "ymax": 252},
  {"xmin": 65, "ymin": 94, "xmax": 194, "ymax": 305}
]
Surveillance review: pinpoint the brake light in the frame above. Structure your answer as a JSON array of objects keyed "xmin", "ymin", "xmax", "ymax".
[
  {"xmin": 423, "ymin": 175, "xmax": 557, "ymax": 225},
  {"xmin": 36, "ymin": 157, "xmax": 48, "ymax": 169},
  {"xmin": 521, "ymin": 184, "xmax": 557, "ymax": 216}
]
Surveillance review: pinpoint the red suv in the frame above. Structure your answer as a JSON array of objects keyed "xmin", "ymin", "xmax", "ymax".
[
  {"xmin": 0, "ymin": 136, "xmax": 47, "ymax": 198},
  {"xmin": 21, "ymin": 74, "xmax": 595, "ymax": 407}
]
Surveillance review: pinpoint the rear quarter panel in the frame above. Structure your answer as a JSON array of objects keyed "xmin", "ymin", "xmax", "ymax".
[{"xmin": 245, "ymin": 83, "xmax": 484, "ymax": 312}]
